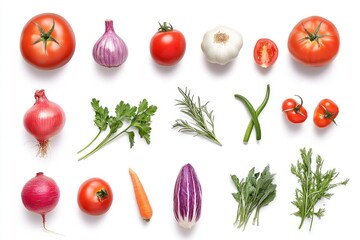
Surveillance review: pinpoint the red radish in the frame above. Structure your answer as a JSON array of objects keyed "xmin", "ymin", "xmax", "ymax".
[
  {"xmin": 21, "ymin": 172, "xmax": 60, "ymax": 230},
  {"xmin": 23, "ymin": 89, "xmax": 66, "ymax": 157}
]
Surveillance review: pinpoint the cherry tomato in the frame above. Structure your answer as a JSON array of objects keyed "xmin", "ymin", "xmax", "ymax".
[
  {"xmin": 253, "ymin": 38, "xmax": 278, "ymax": 68},
  {"xmin": 282, "ymin": 95, "xmax": 308, "ymax": 124},
  {"xmin": 150, "ymin": 22, "xmax": 186, "ymax": 66},
  {"xmin": 313, "ymin": 99, "xmax": 339, "ymax": 128},
  {"xmin": 288, "ymin": 16, "xmax": 340, "ymax": 67},
  {"xmin": 77, "ymin": 178, "xmax": 113, "ymax": 216},
  {"xmin": 20, "ymin": 13, "xmax": 76, "ymax": 70}
]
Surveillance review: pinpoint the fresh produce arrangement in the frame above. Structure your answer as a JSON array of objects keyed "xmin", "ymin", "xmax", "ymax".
[
  {"xmin": 234, "ymin": 84, "xmax": 270, "ymax": 143},
  {"xmin": 201, "ymin": 25, "xmax": 243, "ymax": 65},
  {"xmin": 20, "ymin": 13, "xmax": 76, "ymax": 70},
  {"xmin": 231, "ymin": 165, "xmax": 276, "ymax": 230},
  {"xmin": 14, "ymin": 10, "xmax": 350, "ymax": 238},
  {"xmin": 77, "ymin": 177, "xmax": 113, "ymax": 216},
  {"xmin": 173, "ymin": 163, "xmax": 202, "ymax": 229},
  {"xmin": 93, "ymin": 20, "xmax": 128, "ymax": 68},
  {"xmin": 173, "ymin": 87, "xmax": 222, "ymax": 146},
  {"xmin": 150, "ymin": 22, "xmax": 186, "ymax": 66},
  {"xmin": 21, "ymin": 172, "xmax": 60, "ymax": 231},
  {"xmin": 23, "ymin": 89, "xmax": 66, "ymax": 157},
  {"xmin": 291, "ymin": 148, "xmax": 349, "ymax": 231},
  {"xmin": 77, "ymin": 98, "xmax": 157, "ymax": 160}
]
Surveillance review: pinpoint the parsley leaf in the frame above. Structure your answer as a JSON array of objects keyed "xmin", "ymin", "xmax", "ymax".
[{"xmin": 78, "ymin": 98, "xmax": 157, "ymax": 160}]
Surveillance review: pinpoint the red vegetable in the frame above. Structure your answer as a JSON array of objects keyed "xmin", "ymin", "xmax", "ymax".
[
  {"xmin": 21, "ymin": 172, "xmax": 60, "ymax": 230},
  {"xmin": 20, "ymin": 13, "xmax": 76, "ymax": 70},
  {"xmin": 23, "ymin": 89, "xmax": 66, "ymax": 157},
  {"xmin": 77, "ymin": 177, "xmax": 113, "ymax": 216},
  {"xmin": 282, "ymin": 95, "xmax": 308, "ymax": 124},
  {"xmin": 150, "ymin": 22, "xmax": 186, "ymax": 66},
  {"xmin": 288, "ymin": 16, "xmax": 340, "ymax": 67},
  {"xmin": 253, "ymin": 38, "xmax": 278, "ymax": 68},
  {"xmin": 313, "ymin": 98, "xmax": 339, "ymax": 128}
]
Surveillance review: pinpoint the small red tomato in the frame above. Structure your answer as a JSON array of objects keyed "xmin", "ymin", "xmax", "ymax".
[
  {"xmin": 20, "ymin": 13, "xmax": 76, "ymax": 70},
  {"xmin": 282, "ymin": 95, "xmax": 308, "ymax": 123},
  {"xmin": 150, "ymin": 22, "xmax": 186, "ymax": 66},
  {"xmin": 77, "ymin": 177, "xmax": 113, "ymax": 216},
  {"xmin": 253, "ymin": 38, "xmax": 278, "ymax": 68},
  {"xmin": 313, "ymin": 99, "xmax": 339, "ymax": 128}
]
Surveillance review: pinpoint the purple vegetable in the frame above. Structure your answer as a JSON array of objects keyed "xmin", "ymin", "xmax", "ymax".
[
  {"xmin": 173, "ymin": 163, "xmax": 202, "ymax": 229},
  {"xmin": 93, "ymin": 20, "xmax": 128, "ymax": 68}
]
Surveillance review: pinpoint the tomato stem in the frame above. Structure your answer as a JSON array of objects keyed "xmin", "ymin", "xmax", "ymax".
[
  {"xmin": 96, "ymin": 189, "xmax": 109, "ymax": 202},
  {"xmin": 320, "ymin": 104, "xmax": 337, "ymax": 125},
  {"xmin": 32, "ymin": 18, "xmax": 61, "ymax": 54},
  {"xmin": 158, "ymin": 22, "xmax": 173, "ymax": 32}
]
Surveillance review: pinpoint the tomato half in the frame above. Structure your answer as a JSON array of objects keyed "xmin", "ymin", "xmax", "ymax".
[
  {"xmin": 253, "ymin": 38, "xmax": 278, "ymax": 68},
  {"xmin": 288, "ymin": 16, "xmax": 340, "ymax": 67},
  {"xmin": 150, "ymin": 22, "xmax": 186, "ymax": 66},
  {"xmin": 282, "ymin": 95, "xmax": 308, "ymax": 124},
  {"xmin": 77, "ymin": 178, "xmax": 113, "ymax": 216},
  {"xmin": 20, "ymin": 13, "xmax": 76, "ymax": 70},
  {"xmin": 313, "ymin": 99, "xmax": 339, "ymax": 128}
]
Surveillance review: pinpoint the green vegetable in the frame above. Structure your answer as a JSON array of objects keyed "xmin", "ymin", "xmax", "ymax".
[
  {"xmin": 234, "ymin": 84, "xmax": 270, "ymax": 143},
  {"xmin": 78, "ymin": 98, "xmax": 157, "ymax": 160},
  {"xmin": 291, "ymin": 148, "xmax": 349, "ymax": 231},
  {"xmin": 173, "ymin": 87, "xmax": 222, "ymax": 146},
  {"xmin": 231, "ymin": 165, "xmax": 276, "ymax": 230}
]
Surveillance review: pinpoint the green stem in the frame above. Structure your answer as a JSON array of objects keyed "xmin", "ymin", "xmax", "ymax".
[
  {"xmin": 77, "ymin": 130, "xmax": 102, "ymax": 154},
  {"xmin": 78, "ymin": 125, "xmax": 132, "ymax": 161},
  {"xmin": 241, "ymin": 84, "xmax": 270, "ymax": 143}
]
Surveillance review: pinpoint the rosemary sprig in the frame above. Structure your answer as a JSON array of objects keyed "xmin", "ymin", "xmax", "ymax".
[
  {"xmin": 291, "ymin": 148, "xmax": 349, "ymax": 231},
  {"xmin": 173, "ymin": 87, "xmax": 222, "ymax": 146}
]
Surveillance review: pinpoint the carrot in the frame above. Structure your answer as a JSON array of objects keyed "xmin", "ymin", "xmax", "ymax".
[{"xmin": 129, "ymin": 168, "xmax": 153, "ymax": 221}]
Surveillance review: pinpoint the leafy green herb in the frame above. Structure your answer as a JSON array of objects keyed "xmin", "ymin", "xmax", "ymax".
[
  {"xmin": 291, "ymin": 148, "xmax": 349, "ymax": 231},
  {"xmin": 78, "ymin": 98, "xmax": 157, "ymax": 161},
  {"xmin": 173, "ymin": 87, "xmax": 222, "ymax": 146},
  {"xmin": 231, "ymin": 165, "xmax": 276, "ymax": 230},
  {"xmin": 234, "ymin": 84, "xmax": 270, "ymax": 143}
]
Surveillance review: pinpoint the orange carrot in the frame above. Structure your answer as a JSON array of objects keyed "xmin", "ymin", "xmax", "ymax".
[{"xmin": 129, "ymin": 168, "xmax": 153, "ymax": 221}]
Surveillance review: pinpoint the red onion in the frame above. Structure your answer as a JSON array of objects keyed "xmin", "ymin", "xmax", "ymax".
[
  {"xmin": 93, "ymin": 20, "xmax": 128, "ymax": 68},
  {"xmin": 21, "ymin": 172, "xmax": 60, "ymax": 230},
  {"xmin": 23, "ymin": 89, "xmax": 66, "ymax": 157}
]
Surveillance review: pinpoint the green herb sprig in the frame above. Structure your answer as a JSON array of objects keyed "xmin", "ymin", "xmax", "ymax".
[
  {"xmin": 78, "ymin": 98, "xmax": 157, "ymax": 161},
  {"xmin": 173, "ymin": 87, "xmax": 222, "ymax": 146},
  {"xmin": 291, "ymin": 148, "xmax": 349, "ymax": 231},
  {"xmin": 231, "ymin": 165, "xmax": 277, "ymax": 230}
]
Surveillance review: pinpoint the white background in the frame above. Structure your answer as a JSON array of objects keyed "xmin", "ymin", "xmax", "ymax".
[{"xmin": 0, "ymin": 0, "xmax": 358, "ymax": 239}]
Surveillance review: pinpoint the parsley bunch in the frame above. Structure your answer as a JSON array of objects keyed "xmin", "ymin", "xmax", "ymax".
[{"xmin": 78, "ymin": 98, "xmax": 157, "ymax": 160}]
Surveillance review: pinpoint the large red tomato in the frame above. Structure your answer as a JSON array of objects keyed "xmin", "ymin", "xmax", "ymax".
[
  {"xmin": 77, "ymin": 178, "xmax": 113, "ymax": 216},
  {"xmin": 150, "ymin": 22, "xmax": 186, "ymax": 66},
  {"xmin": 20, "ymin": 13, "xmax": 76, "ymax": 70},
  {"xmin": 287, "ymin": 16, "xmax": 339, "ymax": 67}
]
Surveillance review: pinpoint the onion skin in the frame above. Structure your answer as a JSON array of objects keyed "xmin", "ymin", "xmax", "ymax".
[
  {"xmin": 173, "ymin": 163, "xmax": 202, "ymax": 229},
  {"xmin": 21, "ymin": 172, "xmax": 60, "ymax": 229},
  {"xmin": 93, "ymin": 20, "xmax": 128, "ymax": 68},
  {"xmin": 23, "ymin": 89, "xmax": 65, "ymax": 157}
]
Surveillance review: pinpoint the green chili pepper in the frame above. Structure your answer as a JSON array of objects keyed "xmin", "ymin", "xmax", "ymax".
[{"xmin": 235, "ymin": 84, "xmax": 270, "ymax": 143}]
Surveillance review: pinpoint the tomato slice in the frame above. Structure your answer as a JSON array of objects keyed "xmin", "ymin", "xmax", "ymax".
[{"xmin": 253, "ymin": 38, "xmax": 278, "ymax": 68}]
